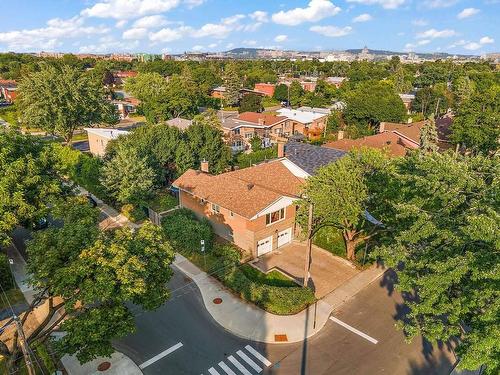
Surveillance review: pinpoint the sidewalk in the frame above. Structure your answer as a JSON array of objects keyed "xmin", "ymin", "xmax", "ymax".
[{"xmin": 173, "ymin": 253, "xmax": 386, "ymax": 344}]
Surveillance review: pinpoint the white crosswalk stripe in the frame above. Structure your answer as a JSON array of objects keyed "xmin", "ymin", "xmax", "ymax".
[
  {"xmin": 236, "ymin": 350, "xmax": 262, "ymax": 373},
  {"xmin": 228, "ymin": 355, "xmax": 252, "ymax": 375},
  {"xmin": 245, "ymin": 345, "xmax": 272, "ymax": 367},
  {"xmin": 204, "ymin": 345, "xmax": 272, "ymax": 375},
  {"xmin": 218, "ymin": 361, "xmax": 237, "ymax": 375}
]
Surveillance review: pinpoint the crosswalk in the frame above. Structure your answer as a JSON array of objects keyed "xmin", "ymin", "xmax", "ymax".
[{"xmin": 203, "ymin": 345, "xmax": 272, "ymax": 375}]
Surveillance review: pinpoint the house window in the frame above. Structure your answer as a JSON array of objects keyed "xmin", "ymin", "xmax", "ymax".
[
  {"xmin": 245, "ymin": 132, "xmax": 254, "ymax": 139},
  {"xmin": 233, "ymin": 128, "xmax": 240, "ymax": 135},
  {"xmin": 211, "ymin": 203, "xmax": 220, "ymax": 214},
  {"xmin": 233, "ymin": 140, "xmax": 242, "ymax": 147},
  {"xmin": 266, "ymin": 208, "xmax": 285, "ymax": 225}
]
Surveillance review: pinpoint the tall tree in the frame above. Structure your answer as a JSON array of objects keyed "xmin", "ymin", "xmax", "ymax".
[
  {"xmin": 0, "ymin": 197, "xmax": 175, "ymax": 372},
  {"xmin": 289, "ymin": 81, "xmax": 304, "ymax": 107},
  {"xmin": 0, "ymin": 130, "xmax": 62, "ymax": 244},
  {"xmin": 419, "ymin": 118, "xmax": 439, "ymax": 153},
  {"xmin": 273, "ymin": 83, "xmax": 289, "ymax": 102},
  {"xmin": 101, "ymin": 145, "xmax": 155, "ymax": 205},
  {"xmin": 17, "ymin": 64, "xmax": 117, "ymax": 143},
  {"xmin": 239, "ymin": 93, "xmax": 263, "ymax": 113},
  {"xmin": 299, "ymin": 148, "xmax": 391, "ymax": 260},
  {"xmin": 376, "ymin": 152, "xmax": 499, "ymax": 375},
  {"xmin": 223, "ymin": 63, "xmax": 241, "ymax": 106}
]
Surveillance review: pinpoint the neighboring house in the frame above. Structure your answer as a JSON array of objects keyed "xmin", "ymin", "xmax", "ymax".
[
  {"xmin": 0, "ymin": 80, "xmax": 18, "ymax": 103},
  {"xmin": 324, "ymin": 118, "xmax": 452, "ymax": 157},
  {"xmin": 173, "ymin": 142, "xmax": 345, "ymax": 258},
  {"xmin": 221, "ymin": 112, "xmax": 290, "ymax": 152},
  {"xmin": 166, "ymin": 117, "xmax": 193, "ymax": 131},
  {"xmin": 254, "ymin": 83, "xmax": 275, "ymax": 97},
  {"xmin": 326, "ymin": 77, "xmax": 348, "ymax": 88},
  {"xmin": 211, "ymin": 86, "xmax": 226, "ymax": 99},
  {"xmin": 112, "ymin": 70, "xmax": 138, "ymax": 85},
  {"xmin": 300, "ymin": 81, "xmax": 316, "ymax": 92},
  {"xmin": 398, "ymin": 93, "xmax": 416, "ymax": 114},
  {"xmin": 276, "ymin": 108, "xmax": 328, "ymax": 141},
  {"xmin": 112, "ymin": 100, "xmax": 136, "ymax": 119},
  {"xmin": 85, "ymin": 128, "xmax": 129, "ymax": 157}
]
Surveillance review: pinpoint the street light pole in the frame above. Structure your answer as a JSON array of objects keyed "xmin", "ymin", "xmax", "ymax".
[{"xmin": 303, "ymin": 203, "xmax": 313, "ymax": 288}]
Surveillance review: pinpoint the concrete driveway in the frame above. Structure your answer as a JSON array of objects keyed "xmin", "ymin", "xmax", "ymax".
[{"xmin": 251, "ymin": 241, "xmax": 359, "ymax": 298}]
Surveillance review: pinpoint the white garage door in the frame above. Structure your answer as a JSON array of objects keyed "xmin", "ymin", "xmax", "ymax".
[
  {"xmin": 277, "ymin": 227, "xmax": 292, "ymax": 248},
  {"xmin": 257, "ymin": 236, "xmax": 273, "ymax": 256}
]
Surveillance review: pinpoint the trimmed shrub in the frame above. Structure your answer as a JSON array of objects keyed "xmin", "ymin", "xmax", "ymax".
[
  {"xmin": 235, "ymin": 146, "xmax": 277, "ymax": 169},
  {"xmin": 161, "ymin": 209, "xmax": 213, "ymax": 253}
]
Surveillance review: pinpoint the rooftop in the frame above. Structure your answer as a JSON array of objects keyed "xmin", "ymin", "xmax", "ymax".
[
  {"xmin": 324, "ymin": 132, "xmax": 408, "ymax": 157},
  {"xmin": 84, "ymin": 128, "xmax": 130, "ymax": 140},
  {"xmin": 277, "ymin": 108, "xmax": 328, "ymax": 124},
  {"xmin": 166, "ymin": 117, "xmax": 193, "ymax": 130},
  {"xmin": 284, "ymin": 141, "xmax": 346, "ymax": 175}
]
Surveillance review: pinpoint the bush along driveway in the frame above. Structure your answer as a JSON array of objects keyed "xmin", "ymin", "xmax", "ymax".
[{"xmin": 162, "ymin": 209, "xmax": 316, "ymax": 315}]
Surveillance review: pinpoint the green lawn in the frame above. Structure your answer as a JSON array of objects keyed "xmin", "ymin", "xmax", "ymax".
[
  {"xmin": 0, "ymin": 288, "xmax": 26, "ymax": 310},
  {"xmin": 240, "ymin": 264, "xmax": 297, "ymax": 287},
  {"xmin": 313, "ymin": 226, "xmax": 346, "ymax": 258}
]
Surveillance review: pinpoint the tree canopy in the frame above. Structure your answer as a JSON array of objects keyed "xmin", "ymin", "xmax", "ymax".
[
  {"xmin": 376, "ymin": 152, "xmax": 499, "ymax": 375},
  {"xmin": 17, "ymin": 64, "xmax": 117, "ymax": 143}
]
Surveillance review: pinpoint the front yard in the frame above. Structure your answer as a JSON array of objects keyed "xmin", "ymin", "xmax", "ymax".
[{"xmin": 162, "ymin": 209, "xmax": 316, "ymax": 315}]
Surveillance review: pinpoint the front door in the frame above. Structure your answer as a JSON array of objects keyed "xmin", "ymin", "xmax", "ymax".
[
  {"xmin": 277, "ymin": 227, "xmax": 292, "ymax": 247},
  {"xmin": 257, "ymin": 236, "xmax": 273, "ymax": 256}
]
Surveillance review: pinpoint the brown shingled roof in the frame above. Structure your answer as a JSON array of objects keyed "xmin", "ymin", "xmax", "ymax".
[
  {"xmin": 173, "ymin": 160, "xmax": 303, "ymax": 219},
  {"xmin": 324, "ymin": 132, "xmax": 408, "ymax": 157},
  {"xmin": 237, "ymin": 112, "xmax": 288, "ymax": 126}
]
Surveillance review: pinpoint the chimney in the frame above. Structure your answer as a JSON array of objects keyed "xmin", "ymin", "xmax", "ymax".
[
  {"xmin": 379, "ymin": 122, "xmax": 385, "ymax": 133},
  {"xmin": 258, "ymin": 118, "xmax": 264, "ymax": 125},
  {"xmin": 200, "ymin": 160, "xmax": 209, "ymax": 173},
  {"xmin": 277, "ymin": 142, "xmax": 285, "ymax": 158},
  {"xmin": 337, "ymin": 130, "xmax": 344, "ymax": 140}
]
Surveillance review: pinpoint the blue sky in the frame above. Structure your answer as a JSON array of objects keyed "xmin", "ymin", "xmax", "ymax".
[{"xmin": 0, "ymin": 0, "xmax": 498, "ymax": 55}]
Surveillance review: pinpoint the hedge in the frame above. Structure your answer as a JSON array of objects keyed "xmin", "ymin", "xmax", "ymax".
[
  {"xmin": 161, "ymin": 208, "xmax": 213, "ymax": 253},
  {"xmin": 235, "ymin": 146, "xmax": 278, "ymax": 169}
]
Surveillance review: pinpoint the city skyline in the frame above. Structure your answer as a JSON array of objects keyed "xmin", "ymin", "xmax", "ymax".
[{"xmin": 0, "ymin": 0, "xmax": 498, "ymax": 55}]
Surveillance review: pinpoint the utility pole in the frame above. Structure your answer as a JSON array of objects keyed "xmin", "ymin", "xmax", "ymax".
[
  {"xmin": 434, "ymin": 97, "xmax": 441, "ymax": 117},
  {"xmin": 14, "ymin": 315, "xmax": 36, "ymax": 375},
  {"xmin": 303, "ymin": 203, "xmax": 313, "ymax": 287}
]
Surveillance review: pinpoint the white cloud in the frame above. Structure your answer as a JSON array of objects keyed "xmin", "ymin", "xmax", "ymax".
[
  {"xmin": 243, "ymin": 40, "xmax": 257, "ymax": 46},
  {"xmin": 226, "ymin": 42, "xmax": 234, "ymax": 49},
  {"xmin": 222, "ymin": 14, "xmax": 246, "ymax": 25},
  {"xmin": 149, "ymin": 26, "xmax": 188, "ymax": 42},
  {"xmin": 272, "ymin": 0, "xmax": 341, "ymax": 26},
  {"xmin": 0, "ymin": 16, "xmax": 109, "ymax": 51},
  {"xmin": 352, "ymin": 13, "xmax": 372, "ymax": 22},
  {"xmin": 184, "ymin": 0, "xmax": 205, "ymax": 8},
  {"xmin": 423, "ymin": 0, "xmax": 458, "ymax": 9},
  {"xmin": 463, "ymin": 42, "xmax": 481, "ymax": 50},
  {"xmin": 416, "ymin": 28, "xmax": 456, "ymax": 39},
  {"xmin": 191, "ymin": 45, "xmax": 204, "ymax": 51},
  {"xmin": 191, "ymin": 23, "xmax": 232, "ymax": 38},
  {"xmin": 122, "ymin": 27, "xmax": 148, "ymax": 39},
  {"xmin": 79, "ymin": 38, "xmax": 139, "ymax": 53},
  {"xmin": 480, "ymin": 36, "xmax": 494, "ymax": 44},
  {"xmin": 115, "ymin": 20, "xmax": 127, "ymax": 28},
  {"xmin": 412, "ymin": 19, "xmax": 428, "ymax": 26},
  {"xmin": 404, "ymin": 39, "xmax": 431, "ymax": 50},
  {"xmin": 243, "ymin": 23, "xmax": 262, "ymax": 32},
  {"xmin": 274, "ymin": 34, "xmax": 288, "ymax": 42},
  {"xmin": 310, "ymin": 25, "xmax": 352, "ymax": 37},
  {"xmin": 249, "ymin": 11, "xmax": 269, "ymax": 23},
  {"xmin": 346, "ymin": 0, "xmax": 405, "ymax": 9},
  {"xmin": 133, "ymin": 15, "xmax": 168, "ymax": 28},
  {"xmin": 457, "ymin": 8, "xmax": 480, "ymax": 19},
  {"xmin": 81, "ymin": 0, "xmax": 181, "ymax": 20},
  {"xmin": 208, "ymin": 43, "xmax": 218, "ymax": 48}
]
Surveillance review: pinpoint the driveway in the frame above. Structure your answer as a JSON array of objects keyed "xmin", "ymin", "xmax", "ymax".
[{"xmin": 251, "ymin": 241, "xmax": 359, "ymax": 298}]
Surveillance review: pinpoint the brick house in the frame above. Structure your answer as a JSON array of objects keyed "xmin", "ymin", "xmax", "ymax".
[
  {"xmin": 254, "ymin": 83, "xmax": 275, "ymax": 97},
  {"xmin": 112, "ymin": 70, "xmax": 138, "ymax": 85},
  {"xmin": 0, "ymin": 80, "xmax": 18, "ymax": 103},
  {"xmin": 172, "ymin": 142, "xmax": 345, "ymax": 258},
  {"xmin": 84, "ymin": 128, "xmax": 129, "ymax": 157},
  {"xmin": 276, "ymin": 108, "xmax": 328, "ymax": 141}
]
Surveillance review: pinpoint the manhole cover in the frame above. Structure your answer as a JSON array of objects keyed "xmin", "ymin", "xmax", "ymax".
[
  {"xmin": 213, "ymin": 297, "xmax": 223, "ymax": 304},
  {"xmin": 97, "ymin": 362, "xmax": 111, "ymax": 371}
]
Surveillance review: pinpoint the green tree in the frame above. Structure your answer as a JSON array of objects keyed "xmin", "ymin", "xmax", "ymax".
[
  {"xmin": 299, "ymin": 148, "xmax": 391, "ymax": 260},
  {"xmin": 453, "ymin": 75, "xmax": 475, "ymax": 109},
  {"xmin": 101, "ymin": 145, "xmax": 155, "ymax": 205},
  {"xmin": 376, "ymin": 152, "xmax": 499, "ymax": 375},
  {"xmin": 450, "ymin": 85, "xmax": 499, "ymax": 155},
  {"xmin": 175, "ymin": 141, "xmax": 195, "ymax": 174},
  {"xmin": 0, "ymin": 198, "xmax": 175, "ymax": 371},
  {"xmin": 17, "ymin": 64, "xmax": 117, "ymax": 143},
  {"xmin": 419, "ymin": 118, "xmax": 439, "ymax": 153},
  {"xmin": 289, "ymin": 81, "xmax": 304, "ymax": 107},
  {"xmin": 223, "ymin": 62, "xmax": 241, "ymax": 106},
  {"xmin": 273, "ymin": 83, "xmax": 289, "ymax": 102},
  {"xmin": 0, "ymin": 130, "xmax": 62, "ymax": 244},
  {"xmin": 249, "ymin": 136, "xmax": 262, "ymax": 152},
  {"xmin": 344, "ymin": 81, "xmax": 406, "ymax": 134},
  {"xmin": 239, "ymin": 93, "xmax": 263, "ymax": 113}
]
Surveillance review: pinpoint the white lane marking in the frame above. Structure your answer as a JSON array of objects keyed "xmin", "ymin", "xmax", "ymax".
[
  {"xmin": 228, "ymin": 355, "xmax": 252, "ymax": 375},
  {"xmin": 139, "ymin": 342, "xmax": 183, "ymax": 369},
  {"xmin": 237, "ymin": 350, "xmax": 262, "ymax": 373},
  {"xmin": 218, "ymin": 361, "xmax": 237, "ymax": 375},
  {"xmin": 208, "ymin": 368, "xmax": 221, "ymax": 375},
  {"xmin": 244, "ymin": 345, "xmax": 272, "ymax": 367},
  {"xmin": 329, "ymin": 316, "xmax": 378, "ymax": 344}
]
